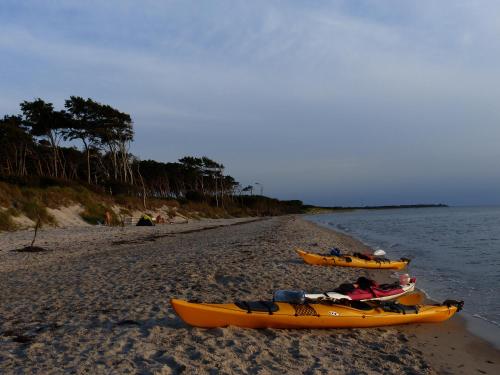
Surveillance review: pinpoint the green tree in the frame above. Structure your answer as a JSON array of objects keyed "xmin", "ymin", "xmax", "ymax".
[
  {"xmin": 96, "ymin": 103, "xmax": 134, "ymax": 184},
  {"xmin": 64, "ymin": 96, "xmax": 102, "ymax": 184},
  {"xmin": 0, "ymin": 115, "xmax": 33, "ymax": 176},
  {"xmin": 20, "ymin": 99, "xmax": 71, "ymax": 178}
]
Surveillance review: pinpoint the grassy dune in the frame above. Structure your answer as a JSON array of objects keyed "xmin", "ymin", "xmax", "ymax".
[{"xmin": 0, "ymin": 180, "xmax": 307, "ymax": 231}]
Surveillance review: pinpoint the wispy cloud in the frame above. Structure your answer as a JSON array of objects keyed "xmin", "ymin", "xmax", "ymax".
[{"xmin": 1, "ymin": 0, "xmax": 500, "ymax": 204}]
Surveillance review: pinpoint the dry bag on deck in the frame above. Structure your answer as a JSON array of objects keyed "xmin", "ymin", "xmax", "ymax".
[{"xmin": 273, "ymin": 290, "xmax": 306, "ymax": 304}]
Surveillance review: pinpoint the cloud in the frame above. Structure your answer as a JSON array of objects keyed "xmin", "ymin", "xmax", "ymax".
[{"xmin": 1, "ymin": 0, "xmax": 500, "ymax": 205}]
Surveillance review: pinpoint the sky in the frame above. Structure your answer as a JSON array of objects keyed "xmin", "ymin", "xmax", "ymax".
[{"xmin": 1, "ymin": 0, "xmax": 500, "ymax": 206}]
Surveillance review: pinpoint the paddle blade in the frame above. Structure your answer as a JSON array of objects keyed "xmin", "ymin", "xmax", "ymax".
[{"xmin": 397, "ymin": 292, "xmax": 424, "ymax": 306}]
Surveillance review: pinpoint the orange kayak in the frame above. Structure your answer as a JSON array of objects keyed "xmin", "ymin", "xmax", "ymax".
[
  {"xmin": 296, "ymin": 249, "xmax": 410, "ymax": 270},
  {"xmin": 171, "ymin": 298, "xmax": 462, "ymax": 329}
]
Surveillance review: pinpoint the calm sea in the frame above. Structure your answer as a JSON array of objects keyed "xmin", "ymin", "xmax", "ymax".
[{"xmin": 307, "ymin": 207, "xmax": 500, "ymax": 348}]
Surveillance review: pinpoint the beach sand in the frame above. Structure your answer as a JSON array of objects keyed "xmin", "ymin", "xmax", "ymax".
[{"xmin": 1, "ymin": 216, "xmax": 498, "ymax": 374}]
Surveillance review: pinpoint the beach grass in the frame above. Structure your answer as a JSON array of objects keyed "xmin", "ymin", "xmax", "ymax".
[{"xmin": 0, "ymin": 209, "xmax": 17, "ymax": 231}]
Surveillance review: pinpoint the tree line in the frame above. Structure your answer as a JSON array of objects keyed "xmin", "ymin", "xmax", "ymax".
[{"xmin": 0, "ymin": 96, "xmax": 255, "ymax": 207}]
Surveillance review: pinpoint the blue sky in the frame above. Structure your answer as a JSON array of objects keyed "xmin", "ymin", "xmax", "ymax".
[{"xmin": 1, "ymin": 0, "xmax": 500, "ymax": 206}]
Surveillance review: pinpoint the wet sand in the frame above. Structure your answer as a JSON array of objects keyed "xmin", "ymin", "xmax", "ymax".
[{"xmin": 0, "ymin": 216, "xmax": 498, "ymax": 374}]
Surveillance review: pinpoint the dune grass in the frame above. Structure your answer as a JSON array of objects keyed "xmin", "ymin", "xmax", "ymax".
[
  {"xmin": 0, "ymin": 181, "xmax": 179, "ymax": 230},
  {"xmin": 0, "ymin": 209, "xmax": 17, "ymax": 231},
  {"xmin": 0, "ymin": 182, "xmax": 56, "ymax": 229},
  {"xmin": 0, "ymin": 180, "xmax": 308, "ymax": 231}
]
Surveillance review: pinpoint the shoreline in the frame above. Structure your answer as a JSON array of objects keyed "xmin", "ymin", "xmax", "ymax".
[
  {"xmin": 306, "ymin": 212, "xmax": 500, "ymax": 350},
  {"xmin": 302, "ymin": 216, "xmax": 500, "ymax": 374},
  {"xmin": 1, "ymin": 215, "xmax": 499, "ymax": 374}
]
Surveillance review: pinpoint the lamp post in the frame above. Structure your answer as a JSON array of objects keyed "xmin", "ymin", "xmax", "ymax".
[{"xmin": 254, "ymin": 182, "xmax": 263, "ymax": 196}]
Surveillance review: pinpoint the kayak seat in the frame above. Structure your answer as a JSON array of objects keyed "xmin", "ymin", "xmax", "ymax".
[
  {"xmin": 349, "ymin": 300, "xmax": 373, "ymax": 311},
  {"xmin": 381, "ymin": 302, "xmax": 418, "ymax": 314},
  {"xmin": 235, "ymin": 300, "xmax": 279, "ymax": 314}
]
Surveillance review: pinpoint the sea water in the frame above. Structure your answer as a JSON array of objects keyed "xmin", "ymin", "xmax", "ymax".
[{"xmin": 307, "ymin": 207, "xmax": 500, "ymax": 348}]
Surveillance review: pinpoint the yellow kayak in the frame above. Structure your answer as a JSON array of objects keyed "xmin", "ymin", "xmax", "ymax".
[
  {"xmin": 296, "ymin": 249, "xmax": 410, "ymax": 270},
  {"xmin": 171, "ymin": 298, "xmax": 463, "ymax": 329}
]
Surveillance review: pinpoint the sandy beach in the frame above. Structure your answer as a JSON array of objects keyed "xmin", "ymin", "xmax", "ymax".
[{"xmin": 1, "ymin": 216, "xmax": 499, "ymax": 374}]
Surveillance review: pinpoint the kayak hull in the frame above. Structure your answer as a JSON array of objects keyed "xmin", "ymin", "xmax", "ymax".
[
  {"xmin": 296, "ymin": 249, "xmax": 409, "ymax": 270},
  {"xmin": 171, "ymin": 299, "xmax": 459, "ymax": 329}
]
